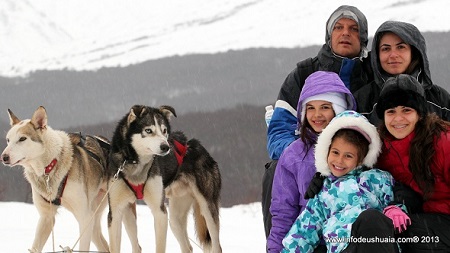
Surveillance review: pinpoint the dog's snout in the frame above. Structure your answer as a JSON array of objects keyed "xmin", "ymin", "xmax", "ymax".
[
  {"xmin": 160, "ymin": 144, "xmax": 169, "ymax": 153},
  {"xmin": 2, "ymin": 154, "xmax": 10, "ymax": 164}
]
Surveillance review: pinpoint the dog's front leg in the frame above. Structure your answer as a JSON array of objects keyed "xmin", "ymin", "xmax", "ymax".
[
  {"xmin": 147, "ymin": 203, "xmax": 168, "ymax": 253},
  {"xmin": 108, "ymin": 204, "xmax": 124, "ymax": 253},
  {"xmin": 108, "ymin": 181, "xmax": 140, "ymax": 253},
  {"xmin": 31, "ymin": 216, "xmax": 55, "ymax": 251},
  {"xmin": 30, "ymin": 195, "xmax": 58, "ymax": 252},
  {"xmin": 122, "ymin": 202, "xmax": 141, "ymax": 253},
  {"xmin": 144, "ymin": 177, "xmax": 168, "ymax": 253}
]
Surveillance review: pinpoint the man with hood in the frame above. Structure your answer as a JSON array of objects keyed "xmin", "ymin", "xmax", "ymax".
[
  {"xmin": 354, "ymin": 20, "xmax": 450, "ymax": 124},
  {"xmin": 262, "ymin": 5, "xmax": 373, "ymax": 239}
]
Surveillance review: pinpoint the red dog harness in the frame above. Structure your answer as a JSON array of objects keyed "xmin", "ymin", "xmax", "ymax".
[
  {"xmin": 41, "ymin": 133, "xmax": 108, "ymax": 205},
  {"xmin": 125, "ymin": 140, "xmax": 187, "ymax": 200},
  {"xmin": 41, "ymin": 159, "xmax": 69, "ymax": 205},
  {"xmin": 173, "ymin": 139, "xmax": 187, "ymax": 165}
]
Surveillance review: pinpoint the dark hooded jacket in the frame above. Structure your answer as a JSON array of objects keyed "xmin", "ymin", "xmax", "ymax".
[
  {"xmin": 267, "ymin": 5, "xmax": 373, "ymax": 160},
  {"xmin": 355, "ymin": 21, "xmax": 450, "ymax": 125}
]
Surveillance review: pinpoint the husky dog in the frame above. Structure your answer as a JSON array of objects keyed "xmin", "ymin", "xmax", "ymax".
[
  {"xmin": 1, "ymin": 106, "xmax": 109, "ymax": 253},
  {"xmin": 107, "ymin": 105, "xmax": 222, "ymax": 253}
]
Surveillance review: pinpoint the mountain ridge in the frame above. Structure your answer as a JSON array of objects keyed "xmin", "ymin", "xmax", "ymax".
[{"xmin": 2, "ymin": 30, "xmax": 450, "ymax": 129}]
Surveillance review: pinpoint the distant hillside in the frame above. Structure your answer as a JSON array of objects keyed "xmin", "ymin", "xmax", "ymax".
[
  {"xmin": 0, "ymin": 46, "xmax": 315, "ymax": 129},
  {"xmin": 2, "ymin": 32, "xmax": 450, "ymax": 130}
]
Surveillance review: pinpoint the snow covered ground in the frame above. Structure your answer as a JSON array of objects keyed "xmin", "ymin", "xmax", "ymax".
[{"xmin": 0, "ymin": 201, "xmax": 265, "ymax": 252}]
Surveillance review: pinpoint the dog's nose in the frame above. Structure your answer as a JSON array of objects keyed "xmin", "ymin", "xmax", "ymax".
[
  {"xmin": 2, "ymin": 154, "xmax": 10, "ymax": 163},
  {"xmin": 160, "ymin": 144, "xmax": 169, "ymax": 153}
]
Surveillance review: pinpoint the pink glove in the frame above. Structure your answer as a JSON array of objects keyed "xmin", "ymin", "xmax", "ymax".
[{"xmin": 383, "ymin": 205, "xmax": 411, "ymax": 233}]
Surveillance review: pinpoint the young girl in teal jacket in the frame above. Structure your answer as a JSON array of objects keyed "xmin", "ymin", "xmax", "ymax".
[{"xmin": 282, "ymin": 111, "xmax": 410, "ymax": 253}]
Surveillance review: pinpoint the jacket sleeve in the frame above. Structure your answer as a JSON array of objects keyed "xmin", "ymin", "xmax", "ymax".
[
  {"xmin": 267, "ymin": 69, "xmax": 301, "ymax": 160},
  {"xmin": 435, "ymin": 85, "xmax": 450, "ymax": 121},
  {"xmin": 281, "ymin": 198, "xmax": 324, "ymax": 252},
  {"xmin": 373, "ymin": 170, "xmax": 397, "ymax": 208},
  {"xmin": 353, "ymin": 81, "xmax": 380, "ymax": 114},
  {"xmin": 438, "ymin": 132, "xmax": 450, "ymax": 184},
  {"xmin": 425, "ymin": 85, "xmax": 450, "ymax": 121},
  {"xmin": 267, "ymin": 104, "xmax": 297, "ymax": 159},
  {"xmin": 267, "ymin": 154, "xmax": 301, "ymax": 253}
]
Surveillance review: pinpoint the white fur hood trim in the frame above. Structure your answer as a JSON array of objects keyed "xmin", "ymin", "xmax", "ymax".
[{"xmin": 315, "ymin": 111, "xmax": 381, "ymax": 176}]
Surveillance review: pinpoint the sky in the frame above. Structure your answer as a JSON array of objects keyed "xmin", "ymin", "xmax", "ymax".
[{"xmin": 1, "ymin": 0, "xmax": 450, "ymax": 77}]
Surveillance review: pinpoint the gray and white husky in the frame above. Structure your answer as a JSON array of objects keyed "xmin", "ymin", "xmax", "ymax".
[
  {"xmin": 1, "ymin": 106, "xmax": 110, "ymax": 253},
  {"xmin": 107, "ymin": 105, "xmax": 222, "ymax": 253}
]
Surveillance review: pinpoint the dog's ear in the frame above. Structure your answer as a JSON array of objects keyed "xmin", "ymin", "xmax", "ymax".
[
  {"xmin": 127, "ymin": 105, "xmax": 147, "ymax": 126},
  {"xmin": 159, "ymin": 105, "xmax": 177, "ymax": 121},
  {"xmin": 127, "ymin": 108, "xmax": 137, "ymax": 126},
  {"xmin": 30, "ymin": 106, "xmax": 48, "ymax": 130},
  {"xmin": 131, "ymin": 105, "xmax": 147, "ymax": 116},
  {"xmin": 7, "ymin": 109, "xmax": 21, "ymax": 126}
]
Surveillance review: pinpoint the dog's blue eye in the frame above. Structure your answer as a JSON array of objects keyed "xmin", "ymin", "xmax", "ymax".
[
  {"xmin": 19, "ymin": 137, "xmax": 27, "ymax": 142},
  {"xmin": 145, "ymin": 129, "xmax": 153, "ymax": 134}
]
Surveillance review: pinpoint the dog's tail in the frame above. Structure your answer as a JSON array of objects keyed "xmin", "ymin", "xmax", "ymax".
[{"xmin": 193, "ymin": 201, "xmax": 212, "ymax": 247}]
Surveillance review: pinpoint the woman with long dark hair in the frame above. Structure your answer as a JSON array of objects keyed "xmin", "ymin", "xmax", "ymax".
[{"xmin": 376, "ymin": 74, "xmax": 450, "ymax": 252}]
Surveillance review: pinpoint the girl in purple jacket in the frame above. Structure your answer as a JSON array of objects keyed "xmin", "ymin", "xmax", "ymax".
[{"xmin": 267, "ymin": 71, "xmax": 355, "ymax": 253}]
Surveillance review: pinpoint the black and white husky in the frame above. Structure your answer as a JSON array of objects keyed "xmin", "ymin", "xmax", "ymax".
[{"xmin": 107, "ymin": 105, "xmax": 222, "ymax": 253}]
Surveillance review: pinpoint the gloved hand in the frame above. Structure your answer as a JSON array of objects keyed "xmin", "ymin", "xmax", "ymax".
[
  {"xmin": 383, "ymin": 205, "xmax": 411, "ymax": 233},
  {"xmin": 304, "ymin": 172, "xmax": 326, "ymax": 199}
]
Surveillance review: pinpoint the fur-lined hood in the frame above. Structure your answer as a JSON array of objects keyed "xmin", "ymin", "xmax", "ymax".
[{"xmin": 315, "ymin": 110, "xmax": 381, "ymax": 176}]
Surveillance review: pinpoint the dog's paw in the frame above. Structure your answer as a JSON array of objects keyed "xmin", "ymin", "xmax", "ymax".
[
  {"xmin": 28, "ymin": 248, "xmax": 38, "ymax": 253},
  {"xmin": 59, "ymin": 245, "xmax": 73, "ymax": 252}
]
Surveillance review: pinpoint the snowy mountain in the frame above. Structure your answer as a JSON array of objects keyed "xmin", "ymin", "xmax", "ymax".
[{"xmin": 1, "ymin": 0, "xmax": 450, "ymax": 77}]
